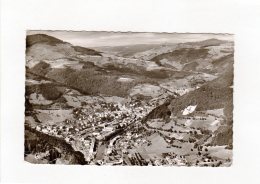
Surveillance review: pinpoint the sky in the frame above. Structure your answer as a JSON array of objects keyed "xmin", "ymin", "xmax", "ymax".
[{"xmin": 27, "ymin": 30, "xmax": 233, "ymax": 48}]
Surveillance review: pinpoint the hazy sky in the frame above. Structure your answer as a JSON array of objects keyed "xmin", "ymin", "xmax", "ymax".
[{"xmin": 27, "ymin": 31, "xmax": 233, "ymax": 47}]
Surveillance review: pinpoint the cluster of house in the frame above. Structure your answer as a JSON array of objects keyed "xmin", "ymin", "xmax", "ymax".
[
  {"xmin": 31, "ymin": 92, "xmax": 226, "ymax": 166},
  {"xmin": 31, "ymin": 98, "xmax": 155, "ymax": 164}
]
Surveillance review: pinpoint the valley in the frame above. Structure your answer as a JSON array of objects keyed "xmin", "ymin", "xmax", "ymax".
[{"xmin": 25, "ymin": 32, "xmax": 233, "ymax": 166}]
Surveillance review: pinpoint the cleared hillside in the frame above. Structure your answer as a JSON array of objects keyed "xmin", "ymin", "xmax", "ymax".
[{"xmin": 26, "ymin": 34, "xmax": 102, "ymax": 57}]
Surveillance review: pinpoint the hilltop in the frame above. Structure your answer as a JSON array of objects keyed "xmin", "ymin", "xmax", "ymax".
[
  {"xmin": 26, "ymin": 34, "xmax": 101, "ymax": 61},
  {"xmin": 26, "ymin": 34, "xmax": 66, "ymax": 47}
]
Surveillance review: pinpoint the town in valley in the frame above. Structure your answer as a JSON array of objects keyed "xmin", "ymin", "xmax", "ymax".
[{"xmin": 25, "ymin": 31, "xmax": 233, "ymax": 166}]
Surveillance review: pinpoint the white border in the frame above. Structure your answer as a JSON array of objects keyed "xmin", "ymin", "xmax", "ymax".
[{"xmin": 1, "ymin": 0, "xmax": 260, "ymax": 183}]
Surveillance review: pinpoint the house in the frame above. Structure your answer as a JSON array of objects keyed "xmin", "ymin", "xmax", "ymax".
[
  {"xmin": 65, "ymin": 137, "xmax": 70, "ymax": 142},
  {"xmin": 42, "ymin": 129, "xmax": 48, "ymax": 133},
  {"xmin": 92, "ymin": 132, "xmax": 100, "ymax": 136},
  {"xmin": 47, "ymin": 126, "xmax": 52, "ymax": 131},
  {"xmin": 36, "ymin": 126, "xmax": 41, "ymax": 131},
  {"xmin": 103, "ymin": 127, "xmax": 114, "ymax": 132}
]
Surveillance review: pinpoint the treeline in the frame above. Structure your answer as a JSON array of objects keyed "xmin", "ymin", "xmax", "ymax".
[
  {"xmin": 72, "ymin": 46, "xmax": 102, "ymax": 56},
  {"xmin": 24, "ymin": 125, "xmax": 87, "ymax": 165},
  {"xmin": 25, "ymin": 83, "xmax": 64, "ymax": 101},
  {"xmin": 151, "ymin": 48, "xmax": 209, "ymax": 64},
  {"xmin": 39, "ymin": 83, "xmax": 63, "ymax": 100},
  {"xmin": 182, "ymin": 62, "xmax": 199, "ymax": 71},
  {"xmin": 142, "ymin": 101, "xmax": 172, "ymax": 123},
  {"xmin": 29, "ymin": 61, "xmax": 51, "ymax": 75},
  {"xmin": 28, "ymin": 60, "xmax": 162, "ymax": 97},
  {"xmin": 26, "ymin": 34, "xmax": 65, "ymax": 48},
  {"xmin": 212, "ymin": 54, "xmax": 234, "ymax": 74},
  {"xmin": 45, "ymin": 66, "xmax": 158, "ymax": 97},
  {"xmin": 211, "ymin": 125, "xmax": 233, "ymax": 147},
  {"xmin": 144, "ymin": 63, "xmax": 233, "ymax": 125},
  {"xmin": 170, "ymin": 85, "xmax": 233, "ymax": 114},
  {"xmin": 170, "ymin": 63, "xmax": 233, "ymax": 114},
  {"xmin": 103, "ymin": 62, "xmax": 174, "ymax": 79},
  {"xmin": 64, "ymin": 69, "xmax": 136, "ymax": 97}
]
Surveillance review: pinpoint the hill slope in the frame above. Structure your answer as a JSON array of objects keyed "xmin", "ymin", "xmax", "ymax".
[
  {"xmin": 26, "ymin": 34, "xmax": 101, "ymax": 60},
  {"xmin": 144, "ymin": 60, "xmax": 233, "ymax": 120}
]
